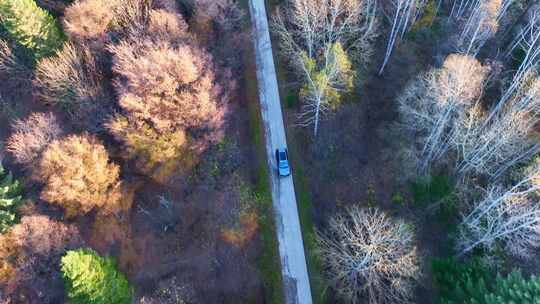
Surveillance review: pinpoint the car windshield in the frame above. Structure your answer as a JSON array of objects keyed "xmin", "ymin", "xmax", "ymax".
[{"xmin": 279, "ymin": 152, "xmax": 287, "ymax": 160}]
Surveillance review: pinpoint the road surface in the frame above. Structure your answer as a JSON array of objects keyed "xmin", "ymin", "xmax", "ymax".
[{"xmin": 248, "ymin": 1, "xmax": 314, "ymax": 304}]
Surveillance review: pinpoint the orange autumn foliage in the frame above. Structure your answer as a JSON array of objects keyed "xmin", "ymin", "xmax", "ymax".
[{"xmin": 34, "ymin": 134, "xmax": 122, "ymax": 218}]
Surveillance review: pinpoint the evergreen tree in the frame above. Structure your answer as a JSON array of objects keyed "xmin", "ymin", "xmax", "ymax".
[
  {"xmin": 0, "ymin": 0, "xmax": 64, "ymax": 58},
  {"xmin": 475, "ymin": 271, "xmax": 540, "ymax": 304},
  {"xmin": 61, "ymin": 248, "xmax": 132, "ymax": 304},
  {"xmin": 432, "ymin": 256, "xmax": 491, "ymax": 304},
  {"xmin": 0, "ymin": 162, "xmax": 23, "ymax": 233},
  {"xmin": 433, "ymin": 257, "xmax": 540, "ymax": 304}
]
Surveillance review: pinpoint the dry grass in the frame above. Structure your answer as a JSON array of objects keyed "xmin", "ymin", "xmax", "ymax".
[
  {"xmin": 6, "ymin": 112, "xmax": 64, "ymax": 167},
  {"xmin": 220, "ymin": 212, "xmax": 259, "ymax": 247},
  {"xmin": 35, "ymin": 134, "xmax": 122, "ymax": 218}
]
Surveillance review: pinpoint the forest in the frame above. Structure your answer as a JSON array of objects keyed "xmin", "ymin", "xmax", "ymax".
[{"xmin": 0, "ymin": 0, "xmax": 540, "ymax": 303}]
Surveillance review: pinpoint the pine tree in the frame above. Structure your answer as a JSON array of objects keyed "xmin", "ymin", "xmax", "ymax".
[
  {"xmin": 0, "ymin": 162, "xmax": 23, "ymax": 233},
  {"xmin": 477, "ymin": 271, "xmax": 540, "ymax": 304},
  {"xmin": 433, "ymin": 257, "xmax": 540, "ymax": 304},
  {"xmin": 0, "ymin": 0, "xmax": 64, "ymax": 58},
  {"xmin": 61, "ymin": 248, "xmax": 133, "ymax": 304},
  {"xmin": 432, "ymin": 257, "xmax": 491, "ymax": 304}
]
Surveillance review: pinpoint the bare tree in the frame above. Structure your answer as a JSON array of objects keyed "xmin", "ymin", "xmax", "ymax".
[
  {"xmin": 378, "ymin": 0, "xmax": 426, "ymax": 74},
  {"xmin": 399, "ymin": 52, "xmax": 540, "ymax": 179},
  {"xmin": 457, "ymin": 159, "xmax": 540, "ymax": 258},
  {"xmin": 63, "ymin": 0, "xmax": 116, "ymax": 42},
  {"xmin": 450, "ymin": 0, "xmax": 515, "ymax": 21},
  {"xmin": 454, "ymin": 73, "xmax": 540, "ymax": 180},
  {"xmin": 0, "ymin": 215, "xmax": 83, "ymax": 303},
  {"xmin": 112, "ymin": 0, "xmax": 152, "ymax": 37},
  {"xmin": 485, "ymin": 5, "xmax": 540, "ymax": 125},
  {"xmin": 455, "ymin": 0, "xmax": 508, "ymax": 56},
  {"xmin": 398, "ymin": 54, "xmax": 489, "ymax": 174},
  {"xmin": 272, "ymin": 0, "xmax": 378, "ymax": 136},
  {"xmin": 0, "ymin": 39, "xmax": 29, "ymax": 79},
  {"xmin": 6, "ymin": 112, "xmax": 64, "ymax": 167},
  {"xmin": 296, "ymin": 42, "xmax": 355, "ymax": 134},
  {"xmin": 316, "ymin": 206, "xmax": 421, "ymax": 304},
  {"xmin": 109, "ymin": 38, "xmax": 227, "ymax": 135},
  {"xmin": 35, "ymin": 134, "xmax": 122, "ymax": 218}
]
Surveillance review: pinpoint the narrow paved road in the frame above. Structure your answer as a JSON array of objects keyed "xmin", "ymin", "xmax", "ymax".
[{"xmin": 248, "ymin": 1, "xmax": 313, "ymax": 304}]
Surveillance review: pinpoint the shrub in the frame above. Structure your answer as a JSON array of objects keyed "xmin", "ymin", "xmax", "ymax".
[
  {"xmin": 221, "ymin": 212, "xmax": 259, "ymax": 247},
  {"xmin": 411, "ymin": 175, "xmax": 457, "ymax": 222},
  {"xmin": 411, "ymin": 175, "xmax": 453, "ymax": 205},
  {"xmin": 35, "ymin": 133, "xmax": 122, "ymax": 218},
  {"xmin": 0, "ymin": 162, "xmax": 23, "ymax": 233},
  {"xmin": 61, "ymin": 248, "xmax": 132, "ymax": 304},
  {"xmin": 0, "ymin": 215, "xmax": 82, "ymax": 303},
  {"xmin": 316, "ymin": 206, "xmax": 421, "ymax": 304},
  {"xmin": 0, "ymin": 0, "xmax": 64, "ymax": 58},
  {"xmin": 7, "ymin": 112, "xmax": 63, "ymax": 166},
  {"xmin": 109, "ymin": 38, "xmax": 227, "ymax": 135}
]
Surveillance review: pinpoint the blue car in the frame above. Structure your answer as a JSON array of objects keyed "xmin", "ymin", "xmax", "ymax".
[{"xmin": 275, "ymin": 148, "xmax": 291, "ymax": 177}]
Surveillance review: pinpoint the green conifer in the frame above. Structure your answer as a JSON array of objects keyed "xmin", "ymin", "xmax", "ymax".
[
  {"xmin": 61, "ymin": 248, "xmax": 133, "ymax": 304},
  {"xmin": 0, "ymin": 0, "xmax": 64, "ymax": 58},
  {"xmin": 0, "ymin": 162, "xmax": 23, "ymax": 233}
]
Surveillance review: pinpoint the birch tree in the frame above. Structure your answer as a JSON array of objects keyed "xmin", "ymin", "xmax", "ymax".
[
  {"xmin": 378, "ymin": 0, "xmax": 426, "ymax": 74},
  {"xmin": 457, "ymin": 159, "xmax": 540, "ymax": 258},
  {"xmin": 398, "ymin": 54, "xmax": 489, "ymax": 174},
  {"xmin": 485, "ymin": 6, "xmax": 540, "ymax": 125},
  {"xmin": 296, "ymin": 43, "xmax": 355, "ymax": 133},
  {"xmin": 455, "ymin": 0, "xmax": 504, "ymax": 56},
  {"xmin": 316, "ymin": 207, "xmax": 420, "ymax": 304},
  {"xmin": 272, "ymin": 0, "xmax": 378, "ymax": 136},
  {"xmin": 454, "ymin": 73, "xmax": 540, "ymax": 180}
]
